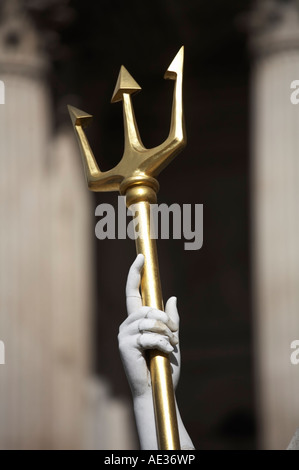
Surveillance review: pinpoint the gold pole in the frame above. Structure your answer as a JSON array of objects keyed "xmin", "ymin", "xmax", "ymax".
[
  {"xmin": 68, "ymin": 46, "xmax": 186, "ymax": 450},
  {"xmin": 125, "ymin": 183, "xmax": 180, "ymax": 449}
]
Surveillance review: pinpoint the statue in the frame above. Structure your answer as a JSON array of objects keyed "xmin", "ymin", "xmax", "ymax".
[
  {"xmin": 119, "ymin": 254, "xmax": 194, "ymax": 450},
  {"xmin": 69, "ymin": 47, "xmax": 187, "ymax": 449}
]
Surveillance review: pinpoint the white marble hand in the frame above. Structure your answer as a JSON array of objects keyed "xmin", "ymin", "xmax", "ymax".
[
  {"xmin": 118, "ymin": 253, "xmax": 181, "ymax": 398},
  {"xmin": 118, "ymin": 254, "xmax": 194, "ymax": 450}
]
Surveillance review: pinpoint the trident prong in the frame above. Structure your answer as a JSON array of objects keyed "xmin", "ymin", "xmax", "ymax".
[{"xmin": 68, "ymin": 46, "xmax": 185, "ymax": 193}]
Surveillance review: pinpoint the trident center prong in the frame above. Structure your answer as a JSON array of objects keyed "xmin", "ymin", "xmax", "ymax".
[{"xmin": 67, "ymin": 46, "xmax": 186, "ymax": 194}]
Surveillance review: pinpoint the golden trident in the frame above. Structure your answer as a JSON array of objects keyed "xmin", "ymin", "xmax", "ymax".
[{"xmin": 68, "ymin": 46, "xmax": 186, "ymax": 450}]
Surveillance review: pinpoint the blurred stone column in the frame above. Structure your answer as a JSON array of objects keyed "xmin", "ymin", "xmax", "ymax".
[
  {"xmin": 0, "ymin": 0, "xmax": 53, "ymax": 449},
  {"xmin": 0, "ymin": 0, "xmax": 136, "ymax": 449},
  {"xmin": 250, "ymin": 0, "xmax": 299, "ymax": 449}
]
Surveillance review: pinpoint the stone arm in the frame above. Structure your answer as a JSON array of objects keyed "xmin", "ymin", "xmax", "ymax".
[{"xmin": 118, "ymin": 254, "xmax": 194, "ymax": 450}]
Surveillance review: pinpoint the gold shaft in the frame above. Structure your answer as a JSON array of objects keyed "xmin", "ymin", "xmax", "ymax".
[{"xmin": 125, "ymin": 183, "xmax": 180, "ymax": 450}]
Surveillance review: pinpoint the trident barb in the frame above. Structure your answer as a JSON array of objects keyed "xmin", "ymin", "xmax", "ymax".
[{"xmin": 68, "ymin": 46, "xmax": 186, "ymax": 450}]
